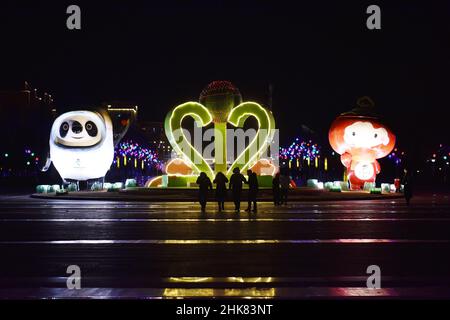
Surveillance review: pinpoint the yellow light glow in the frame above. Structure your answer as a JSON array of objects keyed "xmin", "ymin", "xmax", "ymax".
[
  {"xmin": 169, "ymin": 277, "xmax": 211, "ymax": 283},
  {"xmin": 163, "ymin": 288, "xmax": 214, "ymax": 297},
  {"xmin": 106, "ymin": 106, "xmax": 138, "ymax": 113},
  {"xmin": 226, "ymin": 102, "xmax": 275, "ymax": 175},
  {"xmin": 227, "ymin": 277, "xmax": 273, "ymax": 283},
  {"xmin": 324, "ymin": 157, "xmax": 328, "ymax": 171},
  {"xmin": 165, "ymin": 102, "xmax": 214, "ymax": 177},
  {"xmin": 165, "ymin": 158, "xmax": 194, "ymax": 176},
  {"xmin": 224, "ymin": 288, "xmax": 276, "ymax": 297},
  {"xmin": 146, "ymin": 176, "xmax": 162, "ymax": 187},
  {"xmin": 164, "ymin": 101, "xmax": 275, "ymax": 178},
  {"xmin": 162, "ymin": 287, "xmax": 276, "ymax": 298},
  {"xmin": 249, "ymin": 159, "xmax": 277, "ymax": 176}
]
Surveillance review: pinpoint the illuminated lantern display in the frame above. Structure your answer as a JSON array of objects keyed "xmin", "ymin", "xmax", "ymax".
[
  {"xmin": 114, "ymin": 140, "xmax": 162, "ymax": 170},
  {"xmin": 328, "ymin": 97, "xmax": 396, "ymax": 190},
  {"xmin": 47, "ymin": 110, "xmax": 114, "ymax": 182},
  {"xmin": 199, "ymin": 81, "xmax": 242, "ymax": 174},
  {"xmin": 165, "ymin": 158, "xmax": 193, "ymax": 176},
  {"xmin": 249, "ymin": 159, "xmax": 277, "ymax": 176},
  {"xmin": 164, "ymin": 81, "xmax": 276, "ymax": 179}
]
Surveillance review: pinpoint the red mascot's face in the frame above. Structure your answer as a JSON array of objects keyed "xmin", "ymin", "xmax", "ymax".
[{"xmin": 329, "ymin": 116, "xmax": 396, "ymax": 162}]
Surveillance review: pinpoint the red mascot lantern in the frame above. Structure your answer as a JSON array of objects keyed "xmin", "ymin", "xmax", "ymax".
[{"xmin": 328, "ymin": 97, "xmax": 396, "ymax": 190}]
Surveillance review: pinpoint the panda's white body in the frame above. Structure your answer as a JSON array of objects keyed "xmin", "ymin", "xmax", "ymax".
[{"xmin": 49, "ymin": 110, "xmax": 114, "ymax": 181}]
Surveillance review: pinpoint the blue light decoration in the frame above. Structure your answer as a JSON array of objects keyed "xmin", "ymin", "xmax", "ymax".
[
  {"xmin": 279, "ymin": 138, "xmax": 321, "ymax": 162},
  {"xmin": 113, "ymin": 140, "xmax": 163, "ymax": 170}
]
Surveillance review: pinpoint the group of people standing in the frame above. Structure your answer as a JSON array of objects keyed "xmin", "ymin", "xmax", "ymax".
[
  {"xmin": 271, "ymin": 171, "xmax": 291, "ymax": 206},
  {"xmin": 195, "ymin": 168, "xmax": 291, "ymax": 213},
  {"xmin": 196, "ymin": 167, "xmax": 415, "ymax": 212}
]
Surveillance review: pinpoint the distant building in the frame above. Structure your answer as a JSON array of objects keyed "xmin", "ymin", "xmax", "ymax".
[
  {"xmin": 138, "ymin": 121, "xmax": 172, "ymax": 162},
  {"xmin": 0, "ymin": 82, "xmax": 56, "ymax": 170},
  {"xmin": 100, "ymin": 102, "xmax": 138, "ymax": 146}
]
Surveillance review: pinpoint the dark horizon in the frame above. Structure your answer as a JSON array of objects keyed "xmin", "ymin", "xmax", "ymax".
[{"xmin": 1, "ymin": 1, "xmax": 449, "ymax": 158}]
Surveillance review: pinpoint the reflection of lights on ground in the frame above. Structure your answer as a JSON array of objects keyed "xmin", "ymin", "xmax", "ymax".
[
  {"xmin": 13, "ymin": 217, "xmax": 450, "ymax": 223},
  {"xmin": 224, "ymin": 288, "xmax": 276, "ymax": 298},
  {"xmin": 227, "ymin": 277, "xmax": 273, "ymax": 283},
  {"xmin": 169, "ymin": 277, "xmax": 211, "ymax": 283},
  {"xmin": 16, "ymin": 286, "xmax": 407, "ymax": 298},
  {"xmin": 163, "ymin": 288, "xmax": 214, "ymax": 297},
  {"xmin": 169, "ymin": 277, "xmax": 273, "ymax": 283},
  {"xmin": 3, "ymin": 239, "xmax": 450, "ymax": 244},
  {"xmin": 331, "ymin": 288, "xmax": 398, "ymax": 297},
  {"xmin": 163, "ymin": 288, "xmax": 276, "ymax": 298}
]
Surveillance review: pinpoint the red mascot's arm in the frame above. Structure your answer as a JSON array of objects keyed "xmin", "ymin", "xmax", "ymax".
[
  {"xmin": 374, "ymin": 160, "xmax": 381, "ymax": 174},
  {"xmin": 340, "ymin": 152, "xmax": 352, "ymax": 168}
]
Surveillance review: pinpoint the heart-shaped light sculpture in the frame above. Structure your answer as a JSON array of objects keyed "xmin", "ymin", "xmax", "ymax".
[
  {"xmin": 164, "ymin": 101, "xmax": 214, "ymax": 177},
  {"xmin": 164, "ymin": 81, "xmax": 276, "ymax": 178},
  {"xmin": 227, "ymin": 102, "xmax": 276, "ymax": 175}
]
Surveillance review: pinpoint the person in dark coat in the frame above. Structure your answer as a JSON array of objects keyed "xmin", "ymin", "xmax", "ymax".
[
  {"xmin": 245, "ymin": 169, "xmax": 259, "ymax": 213},
  {"xmin": 401, "ymin": 168, "xmax": 413, "ymax": 206},
  {"xmin": 213, "ymin": 172, "xmax": 228, "ymax": 212},
  {"xmin": 229, "ymin": 167, "xmax": 247, "ymax": 213},
  {"xmin": 196, "ymin": 172, "xmax": 212, "ymax": 212},
  {"xmin": 279, "ymin": 171, "xmax": 291, "ymax": 205},
  {"xmin": 272, "ymin": 172, "xmax": 281, "ymax": 206}
]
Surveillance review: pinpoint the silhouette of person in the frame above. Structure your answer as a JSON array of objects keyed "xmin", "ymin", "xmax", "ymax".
[
  {"xmin": 229, "ymin": 167, "xmax": 247, "ymax": 213},
  {"xmin": 401, "ymin": 168, "xmax": 413, "ymax": 206},
  {"xmin": 279, "ymin": 171, "xmax": 291, "ymax": 205},
  {"xmin": 272, "ymin": 172, "xmax": 281, "ymax": 206},
  {"xmin": 213, "ymin": 172, "xmax": 228, "ymax": 212},
  {"xmin": 196, "ymin": 172, "xmax": 212, "ymax": 212},
  {"xmin": 245, "ymin": 169, "xmax": 259, "ymax": 213}
]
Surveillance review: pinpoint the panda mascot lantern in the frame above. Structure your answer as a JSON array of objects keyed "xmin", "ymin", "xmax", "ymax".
[
  {"xmin": 328, "ymin": 97, "xmax": 396, "ymax": 191},
  {"xmin": 46, "ymin": 110, "xmax": 114, "ymax": 183}
]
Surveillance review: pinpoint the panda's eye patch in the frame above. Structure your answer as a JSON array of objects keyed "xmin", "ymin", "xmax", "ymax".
[
  {"xmin": 85, "ymin": 121, "xmax": 98, "ymax": 137},
  {"xmin": 60, "ymin": 122, "xmax": 69, "ymax": 137}
]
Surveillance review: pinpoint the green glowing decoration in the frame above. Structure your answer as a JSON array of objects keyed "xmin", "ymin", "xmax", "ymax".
[
  {"xmin": 164, "ymin": 82, "xmax": 276, "ymax": 178},
  {"xmin": 164, "ymin": 101, "xmax": 214, "ymax": 177},
  {"xmin": 227, "ymin": 102, "xmax": 276, "ymax": 175},
  {"xmin": 199, "ymin": 81, "xmax": 242, "ymax": 174}
]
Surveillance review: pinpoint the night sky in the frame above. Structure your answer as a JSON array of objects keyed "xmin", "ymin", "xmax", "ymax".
[{"xmin": 1, "ymin": 0, "xmax": 449, "ymax": 159}]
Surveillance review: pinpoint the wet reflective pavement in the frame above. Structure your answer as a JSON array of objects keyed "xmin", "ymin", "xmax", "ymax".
[{"xmin": 0, "ymin": 193, "xmax": 449, "ymax": 299}]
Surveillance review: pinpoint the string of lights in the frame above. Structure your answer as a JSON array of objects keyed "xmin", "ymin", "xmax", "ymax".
[
  {"xmin": 279, "ymin": 138, "xmax": 321, "ymax": 161},
  {"xmin": 113, "ymin": 140, "xmax": 163, "ymax": 170}
]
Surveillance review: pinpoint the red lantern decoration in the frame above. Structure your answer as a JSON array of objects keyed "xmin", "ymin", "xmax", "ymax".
[{"xmin": 328, "ymin": 97, "xmax": 396, "ymax": 190}]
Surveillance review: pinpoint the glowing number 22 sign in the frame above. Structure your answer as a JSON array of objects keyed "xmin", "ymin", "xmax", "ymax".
[{"xmin": 164, "ymin": 101, "xmax": 275, "ymax": 177}]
